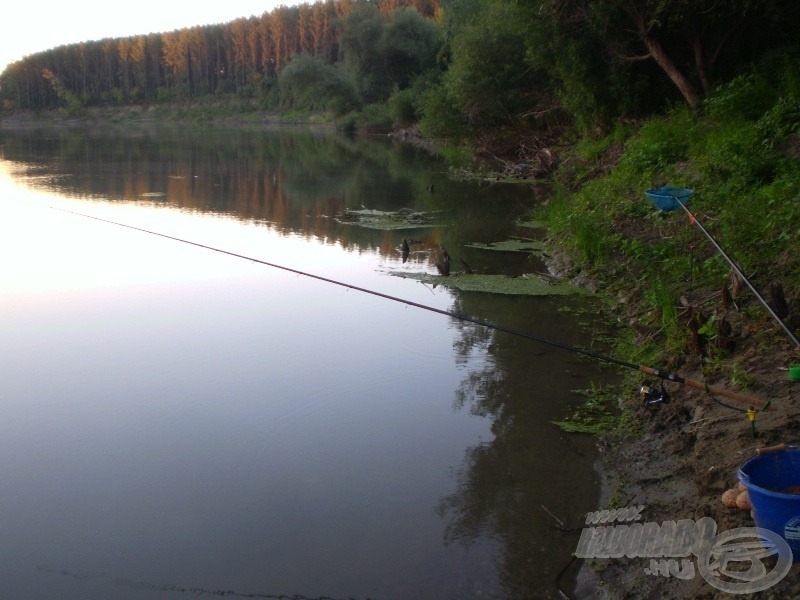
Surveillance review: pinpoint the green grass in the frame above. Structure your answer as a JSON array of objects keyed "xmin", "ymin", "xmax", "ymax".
[
  {"xmin": 534, "ymin": 57, "xmax": 800, "ymax": 426},
  {"xmin": 573, "ymin": 122, "xmax": 633, "ymax": 162}
]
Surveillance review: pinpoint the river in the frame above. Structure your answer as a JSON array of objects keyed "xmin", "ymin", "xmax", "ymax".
[{"xmin": 0, "ymin": 125, "xmax": 610, "ymax": 599}]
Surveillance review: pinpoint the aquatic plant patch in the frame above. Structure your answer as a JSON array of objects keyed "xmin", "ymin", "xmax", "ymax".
[
  {"xmin": 392, "ymin": 271, "xmax": 585, "ymax": 296},
  {"xmin": 465, "ymin": 238, "xmax": 548, "ymax": 254},
  {"xmin": 515, "ymin": 218, "xmax": 547, "ymax": 229},
  {"xmin": 335, "ymin": 208, "xmax": 442, "ymax": 230}
]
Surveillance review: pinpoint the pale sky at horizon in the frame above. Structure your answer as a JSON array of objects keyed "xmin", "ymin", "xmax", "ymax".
[{"xmin": 1, "ymin": 1, "xmax": 288, "ymax": 74}]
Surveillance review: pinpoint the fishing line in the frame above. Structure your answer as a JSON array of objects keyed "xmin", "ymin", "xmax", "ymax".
[
  {"xmin": 47, "ymin": 204, "xmax": 773, "ymax": 410},
  {"xmin": 48, "ymin": 205, "xmax": 638, "ymax": 370}
]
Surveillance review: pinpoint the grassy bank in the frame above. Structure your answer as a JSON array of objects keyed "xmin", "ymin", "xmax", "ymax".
[
  {"xmin": 536, "ymin": 58, "xmax": 800, "ymax": 600},
  {"xmin": 541, "ymin": 67, "xmax": 800, "ymax": 410}
]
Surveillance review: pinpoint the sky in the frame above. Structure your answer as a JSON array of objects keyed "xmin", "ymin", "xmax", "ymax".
[{"xmin": 1, "ymin": 1, "xmax": 288, "ymax": 74}]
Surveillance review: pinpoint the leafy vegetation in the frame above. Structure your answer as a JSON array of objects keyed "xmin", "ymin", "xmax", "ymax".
[
  {"xmin": 539, "ymin": 55, "xmax": 800, "ymax": 380},
  {"xmin": 276, "ymin": 53, "xmax": 360, "ymax": 115},
  {"xmin": 5, "ymin": 0, "xmax": 798, "ymax": 141},
  {"xmin": 0, "ymin": 0, "xmax": 439, "ymax": 117}
]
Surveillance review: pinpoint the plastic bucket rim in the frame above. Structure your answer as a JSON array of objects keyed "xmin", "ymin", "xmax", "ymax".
[{"xmin": 738, "ymin": 448, "xmax": 800, "ymax": 499}]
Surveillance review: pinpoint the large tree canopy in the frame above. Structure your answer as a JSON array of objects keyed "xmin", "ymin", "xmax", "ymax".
[
  {"xmin": 534, "ymin": 0, "xmax": 800, "ymax": 108},
  {"xmin": 339, "ymin": 4, "xmax": 439, "ymax": 102}
]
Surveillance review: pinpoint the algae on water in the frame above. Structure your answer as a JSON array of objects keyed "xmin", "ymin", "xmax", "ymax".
[
  {"xmin": 552, "ymin": 387, "xmax": 620, "ymax": 434},
  {"xmin": 391, "ymin": 271, "xmax": 585, "ymax": 296},
  {"xmin": 515, "ymin": 218, "xmax": 547, "ymax": 229},
  {"xmin": 335, "ymin": 208, "xmax": 442, "ymax": 230},
  {"xmin": 465, "ymin": 238, "xmax": 547, "ymax": 254}
]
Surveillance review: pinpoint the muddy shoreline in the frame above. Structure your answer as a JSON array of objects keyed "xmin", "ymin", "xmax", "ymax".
[{"xmin": 546, "ymin": 241, "xmax": 800, "ymax": 598}]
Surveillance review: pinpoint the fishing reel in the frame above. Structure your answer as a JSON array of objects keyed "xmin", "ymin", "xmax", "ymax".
[{"xmin": 640, "ymin": 380, "xmax": 670, "ymax": 408}]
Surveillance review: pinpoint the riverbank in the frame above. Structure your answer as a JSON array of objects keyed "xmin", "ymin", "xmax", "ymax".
[
  {"xmin": 538, "ymin": 118, "xmax": 800, "ymax": 595},
  {"xmin": 549, "ymin": 240, "xmax": 800, "ymax": 598},
  {"xmin": 0, "ymin": 104, "xmax": 440, "ymax": 155},
  {"xmin": 0, "ymin": 104, "xmax": 302, "ymax": 129}
]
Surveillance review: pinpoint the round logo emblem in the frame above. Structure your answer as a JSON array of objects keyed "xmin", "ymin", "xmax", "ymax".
[{"xmin": 697, "ymin": 527, "xmax": 792, "ymax": 594}]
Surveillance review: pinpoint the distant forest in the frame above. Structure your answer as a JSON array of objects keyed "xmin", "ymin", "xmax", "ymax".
[
  {"xmin": 2, "ymin": 0, "xmax": 800, "ymax": 142},
  {"xmin": 0, "ymin": 0, "xmax": 437, "ymax": 110}
]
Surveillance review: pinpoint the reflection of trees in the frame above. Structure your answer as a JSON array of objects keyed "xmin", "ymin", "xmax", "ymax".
[
  {"xmin": 0, "ymin": 127, "xmax": 531, "ymax": 262},
  {"xmin": 441, "ymin": 293, "xmax": 605, "ymax": 597}
]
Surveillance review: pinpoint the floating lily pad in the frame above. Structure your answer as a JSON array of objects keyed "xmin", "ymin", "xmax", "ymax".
[
  {"xmin": 391, "ymin": 271, "xmax": 585, "ymax": 296},
  {"xmin": 335, "ymin": 208, "xmax": 441, "ymax": 230},
  {"xmin": 516, "ymin": 218, "xmax": 547, "ymax": 229},
  {"xmin": 465, "ymin": 238, "xmax": 547, "ymax": 253}
]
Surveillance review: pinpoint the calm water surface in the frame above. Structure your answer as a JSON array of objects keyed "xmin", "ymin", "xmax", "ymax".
[{"xmin": 0, "ymin": 126, "xmax": 611, "ymax": 599}]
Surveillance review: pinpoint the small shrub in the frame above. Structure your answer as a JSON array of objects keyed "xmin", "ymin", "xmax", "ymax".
[
  {"xmin": 258, "ymin": 78, "xmax": 280, "ymax": 112},
  {"xmin": 156, "ymin": 86, "xmax": 177, "ymax": 104},
  {"xmin": 645, "ymin": 277, "xmax": 678, "ymax": 331},
  {"xmin": 575, "ymin": 122, "xmax": 633, "ymax": 162},
  {"xmin": 436, "ymin": 145, "xmax": 472, "ymax": 168},
  {"xmin": 336, "ymin": 113, "xmax": 358, "ymax": 133}
]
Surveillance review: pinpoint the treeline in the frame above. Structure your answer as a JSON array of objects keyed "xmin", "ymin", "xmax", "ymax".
[
  {"xmin": 2, "ymin": 0, "xmax": 800, "ymax": 143},
  {"xmin": 419, "ymin": 0, "xmax": 800, "ymax": 135},
  {"xmin": 0, "ymin": 0, "xmax": 437, "ymax": 111}
]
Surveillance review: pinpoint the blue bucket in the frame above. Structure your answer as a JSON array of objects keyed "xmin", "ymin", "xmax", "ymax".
[
  {"xmin": 738, "ymin": 448, "xmax": 800, "ymax": 561},
  {"xmin": 644, "ymin": 186, "xmax": 693, "ymax": 212}
]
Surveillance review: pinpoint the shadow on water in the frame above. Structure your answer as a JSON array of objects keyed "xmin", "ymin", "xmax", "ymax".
[{"xmin": 0, "ymin": 126, "xmax": 616, "ymax": 599}]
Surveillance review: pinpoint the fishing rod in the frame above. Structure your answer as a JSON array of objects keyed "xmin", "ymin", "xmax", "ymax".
[
  {"xmin": 50, "ymin": 205, "xmax": 774, "ymax": 411},
  {"xmin": 646, "ymin": 186, "xmax": 800, "ymax": 350}
]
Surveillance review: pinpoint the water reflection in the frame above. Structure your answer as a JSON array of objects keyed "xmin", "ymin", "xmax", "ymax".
[
  {"xmin": 439, "ymin": 291, "xmax": 608, "ymax": 597},
  {"xmin": 0, "ymin": 126, "xmax": 527, "ymax": 264},
  {"xmin": 0, "ymin": 126, "xmax": 610, "ymax": 599}
]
